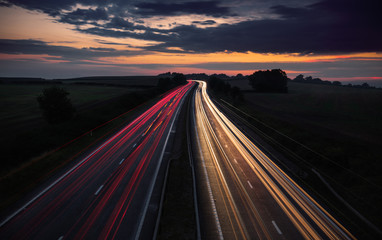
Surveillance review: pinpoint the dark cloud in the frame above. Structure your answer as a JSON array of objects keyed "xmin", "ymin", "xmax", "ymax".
[
  {"xmin": 2, "ymin": 0, "xmax": 111, "ymax": 15},
  {"xmin": 58, "ymin": 7, "xmax": 109, "ymax": 24},
  {"xmin": 76, "ymin": 27, "xmax": 173, "ymax": 43},
  {"xmin": 134, "ymin": 1, "xmax": 232, "ymax": 17},
  {"xmin": 192, "ymin": 20, "xmax": 216, "ymax": 25},
  {"xmin": 0, "ymin": 39, "xmax": 144, "ymax": 60},
  {"xmin": 94, "ymin": 39, "xmax": 132, "ymax": 47},
  {"xmin": 2, "ymin": 0, "xmax": 381, "ymax": 54},
  {"xmin": 0, "ymin": 0, "xmax": 11, "ymax": 7},
  {"xmin": 141, "ymin": 0, "xmax": 382, "ymax": 54},
  {"xmin": 105, "ymin": 17, "xmax": 135, "ymax": 29}
]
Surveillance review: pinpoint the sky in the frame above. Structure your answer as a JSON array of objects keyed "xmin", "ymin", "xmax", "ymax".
[{"xmin": 0, "ymin": 0, "xmax": 381, "ymax": 84}]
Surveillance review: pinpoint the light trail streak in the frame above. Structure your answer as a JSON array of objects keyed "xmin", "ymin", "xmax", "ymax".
[
  {"xmin": 193, "ymin": 80, "xmax": 356, "ymax": 239},
  {"xmin": 0, "ymin": 82, "xmax": 195, "ymax": 239}
]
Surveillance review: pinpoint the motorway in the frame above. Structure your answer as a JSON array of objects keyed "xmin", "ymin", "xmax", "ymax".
[
  {"xmin": 191, "ymin": 80, "xmax": 356, "ymax": 239},
  {"xmin": 0, "ymin": 81, "xmax": 195, "ymax": 239}
]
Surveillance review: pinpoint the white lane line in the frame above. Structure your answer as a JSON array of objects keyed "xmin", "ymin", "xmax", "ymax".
[
  {"xmin": 193, "ymin": 97, "xmax": 223, "ymax": 240},
  {"xmin": 247, "ymin": 180, "xmax": 253, "ymax": 189},
  {"xmin": 119, "ymin": 158, "xmax": 125, "ymax": 165},
  {"xmin": 132, "ymin": 143, "xmax": 137, "ymax": 148},
  {"xmin": 94, "ymin": 185, "xmax": 104, "ymax": 196},
  {"xmin": 234, "ymin": 158, "xmax": 238, "ymax": 164},
  {"xmin": 272, "ymin": 220, "xmax": 283, "ymax": 235},
  {"xmin": 134, "ymin": 85, "xmax": 194, "ymax": 240},
  {"xmin": 58, "ymin": 236, "xmax": 64, "ymax": 240},
  {"xmin": 0, "ymin": 123, "xmax": 128, "ymax": 228}
]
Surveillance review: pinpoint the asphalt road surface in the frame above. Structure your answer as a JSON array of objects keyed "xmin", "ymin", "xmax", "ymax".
[
  {"xmin": 191, "ymin": 80, "xmax": 356, "ymax": 240},
  {"xmin": 0, "ymin": 81, "xmax": 195, "ymax": 240}
]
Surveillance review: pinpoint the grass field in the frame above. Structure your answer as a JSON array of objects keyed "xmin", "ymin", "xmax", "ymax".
[
  {"xmin": 225, "ymin": 80, "xmax": 382, "ymax": 235},
  {"xmin": 0, "ymin": 82, "xmax": 160, "ymax": 174},
  {"xmin": 62, "ymin": 76, "xmax": 159, "ymax": 86},
  {"xmin": 0, "ymin": 84, "xmax": 133, "ymax": 129},
  {"xmin": 0, "ymin": 81, "xmax": 162, "ymax": 212},
  {"xmin": 242, "ymin": 82, "xmax": 382, "ymax": 145}
]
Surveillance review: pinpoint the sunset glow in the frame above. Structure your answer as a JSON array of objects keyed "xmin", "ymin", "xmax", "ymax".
[{"xmin": 0, "ymin": 0, "xmax": 381, "ymax": 85}]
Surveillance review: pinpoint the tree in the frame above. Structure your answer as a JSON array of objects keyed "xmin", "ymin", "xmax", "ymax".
[
  {"xmin": 332, "ymin": 81, "xmax": 342, "ymax": 86},
  {"xmin": 293, "ymin": 74, "xmax": 305, "ymax": 82},
  {"xmin": 235, "ymin": 73, "xmax": 244, "ymax": 79},
  {"xmin": 172, "ymin": 73, "xmax": 187, "ymax": 85},
  {"xmin": 248, "ymin": 69, "xmax": 288, "ymax": 93},
  {"xmin": 37, "ymin": 86, "xmax": 76, "ymax": 124},
  {"xmin": 157, "ymin": 77, "xmax": 174, "ymax": 92}
]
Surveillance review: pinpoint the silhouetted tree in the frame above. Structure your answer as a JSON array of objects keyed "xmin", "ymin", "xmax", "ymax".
[
  {"xmin": 305, "ymin": 76, "xmax": 313, "ymax": 82},
  {"xmin": 37, "ymin": 86, "xmax": 76, "ymax": 124},
  {"xmin": 157, "ymin": 77, "xmax": 174, "ymax": 91},
  {"xmin": 294, "ymin": 74, "xmax": 305, "ymax": 82},
  {"xmin": 248, "ymin": 69, "xmax": 288, "ymax": 93},
  {"xmin": 332, "ymin": 81, "xmax": 342, "ymax": 86},
  {"xmin": 172, "ymin": 73, "xmax": 187, "ymax": 85}
]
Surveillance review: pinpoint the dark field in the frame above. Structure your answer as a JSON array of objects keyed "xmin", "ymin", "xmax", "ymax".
[
  {"xmin": 0, "ymin": 84, "xmax": 133, "ymax": 130},
  {"xmin": 0, "ymin": 79, "xmax": 161, "ymax": 212},
  {"xmin": 61, "ymin": 76, "xmax": 159, "ymax": 87},
  {"xmin": 230, "ymin": 81, "xmax": 382, "ymax": 145},
  {"xmin": 226, "ymin": 79, "xmax": 382, "ymax": 234}
]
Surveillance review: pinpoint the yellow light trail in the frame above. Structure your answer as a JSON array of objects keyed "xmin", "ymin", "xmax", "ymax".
[{"xmin": 193, "ymin": 80, "xmax": 356, "ymax": 240}]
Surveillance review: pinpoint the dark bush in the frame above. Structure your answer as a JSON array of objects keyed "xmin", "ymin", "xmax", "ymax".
[{"xmin": 37, "ymin": 86, "xmax": 76, "ymax": 124}]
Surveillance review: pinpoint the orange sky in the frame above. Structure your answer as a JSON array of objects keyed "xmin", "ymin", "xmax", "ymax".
[{"xmin": 0, "ymin": 4, "xmax": 381, "ymax": 84}]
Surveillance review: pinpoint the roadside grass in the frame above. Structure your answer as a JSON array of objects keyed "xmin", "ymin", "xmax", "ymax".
[
  {"xmin": 157, "ymin": 88, "xmax": 196, "ymax": 240},
  {"xmin": 0, "ymin": 81, "xmax": 169, "ymax": 213},
  {"xmin": 213, "ymin": 81, "xmax": 382, "ymax": 238},
  {"xmin": 0, "ymin": 84, "xmax": 133, "ymax": 128},
  {"xmin": 0, "ymin": 93, "xmax": 159, "ymax": 213},
  {"xmin": 0, "ymin": 83, "xmax": 160, "ymax": 172},
  {"xmin": 62, "ymin": 76, "xmax": 159, "ymax": 87}
]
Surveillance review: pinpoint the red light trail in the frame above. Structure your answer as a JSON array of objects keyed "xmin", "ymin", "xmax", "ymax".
[{"xmin": 0, "ymin": 81, "xmax": 195, "ymax": 239}]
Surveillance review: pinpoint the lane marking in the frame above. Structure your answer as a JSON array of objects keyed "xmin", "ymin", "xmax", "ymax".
[
  {"xmin": 119, "ymin": 158, "xmax": 125, "ymax": 165},
  {"xmin": 152, "ymin": 120, "xmax": 163, "ymax": 132},
  {"xmin": 272, "ymin": 220, "xmax": 283, "ymax": 235},
  {"xmin": 247, "ymin": 180, "xmax": 253, "ymax": 189},
  {"xmin": 134, "ymin": 84, "xmax": 194, "ymax": 240},
  {"xmin": 58, "ymin": 236, "xmax": 64, "ymax": 240},
  {"xmin": 193, "ymin": 89, "xmax": 223, "ymax": 240},
  {"xmin": 0, "ymin": 121, "xmax": 131, "ymax": 227},
  {"xmin": 234, "ymin": 158, "xmax": 238, "ymax": 164},
  {"xmin": 94, "ymin": 185, "xmax": 104, "ymax": 196},
  {"xmin": 143, "ymin": 123, "xmax": 153, "ymax": 136},
  {"xmin": 132, "ymin": 143, "xmax": 137, "ymax": 148}
]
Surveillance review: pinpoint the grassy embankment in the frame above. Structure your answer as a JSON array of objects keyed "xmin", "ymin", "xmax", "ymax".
[
  {"xmin": 0, "ymin": 78, "xmax": 160, "ymax": 212},
  {"xmin": 157, "ymin": 88, "xmax": 196, "ymax": 240},
  {"xmin": 217, "ymin": 80, "xmax": 382, "ymax": 238}
]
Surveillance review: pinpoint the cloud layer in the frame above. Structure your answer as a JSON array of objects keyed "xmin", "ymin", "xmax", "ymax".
[{"xmin": 2, "ymin": 0, "xmax": 380, "ymax": 54}]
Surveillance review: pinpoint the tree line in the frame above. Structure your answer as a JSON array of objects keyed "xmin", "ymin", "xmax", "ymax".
[
  {"xmin": 292, "ymin": 74, "xmax": 377, "ymax": 89},
  {"xmin": 37, "ymin": 73, "xmax": 188, "ymax": 124}
]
